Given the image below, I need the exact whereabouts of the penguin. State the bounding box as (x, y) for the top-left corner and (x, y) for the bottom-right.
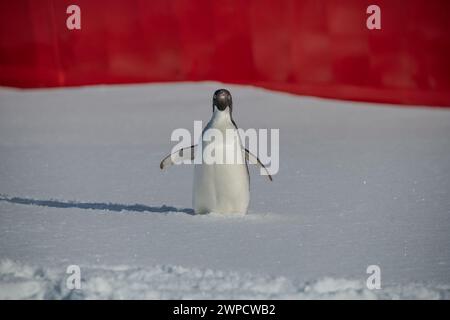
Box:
(160, 89), (272, 214)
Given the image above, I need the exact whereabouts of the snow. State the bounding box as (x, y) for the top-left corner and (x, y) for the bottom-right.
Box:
(1, 259), (449, 300)
(0, 82), (450, 299)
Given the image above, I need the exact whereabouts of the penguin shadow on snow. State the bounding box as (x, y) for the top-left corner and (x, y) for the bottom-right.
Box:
(0, 194), (194, 215)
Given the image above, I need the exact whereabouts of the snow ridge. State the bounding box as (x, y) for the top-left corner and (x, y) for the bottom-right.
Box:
(1, 260), (449, 300)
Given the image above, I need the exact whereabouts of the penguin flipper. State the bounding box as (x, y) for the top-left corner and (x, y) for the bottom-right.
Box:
(160, 145), (196, 170)
(244, 148), (273, 181)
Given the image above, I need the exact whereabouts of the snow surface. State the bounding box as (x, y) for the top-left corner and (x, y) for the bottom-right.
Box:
(0, 82), (450, 299)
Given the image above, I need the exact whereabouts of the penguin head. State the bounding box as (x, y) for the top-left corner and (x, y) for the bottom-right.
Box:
(213, 89), (232, 113)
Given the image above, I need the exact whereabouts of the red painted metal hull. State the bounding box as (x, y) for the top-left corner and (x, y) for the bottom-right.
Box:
(1, 0), (449, 106)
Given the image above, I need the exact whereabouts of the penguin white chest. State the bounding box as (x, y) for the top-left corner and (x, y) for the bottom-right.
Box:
(193, 111), (249, 214)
